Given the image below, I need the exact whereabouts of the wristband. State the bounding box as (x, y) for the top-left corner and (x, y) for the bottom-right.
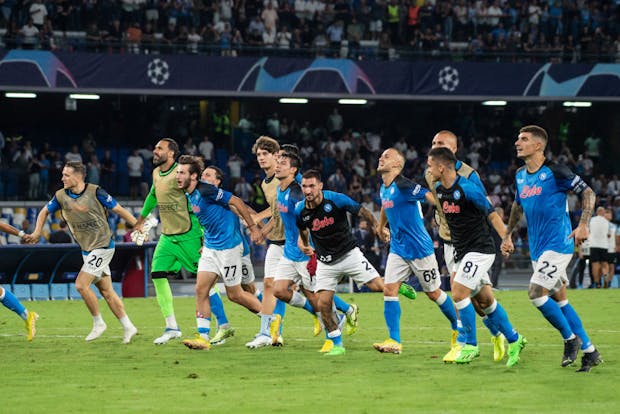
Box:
(18, 230), (25, 238)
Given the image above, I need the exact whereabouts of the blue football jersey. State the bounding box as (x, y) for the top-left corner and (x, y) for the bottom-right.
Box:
(380, 175), (434, 260)
(277, 181), (308, 262)
(515, 161), (588, 261)
(186, 182), (242, 250)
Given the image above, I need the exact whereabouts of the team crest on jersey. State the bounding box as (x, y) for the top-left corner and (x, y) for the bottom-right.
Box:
(390, 187), (395, 194)
(453, 190), (461, 200)
(285, 193), (289, 201)
(517, 178), (524, 184)
(323, 203), (332, 213)
(539, 172), (547, 181)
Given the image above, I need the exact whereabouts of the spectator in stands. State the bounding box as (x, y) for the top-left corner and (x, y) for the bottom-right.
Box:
(127, 148), (144, 199)
(49, 220), (73, 243)
(199, 135), (214, 164)
(87, 153), (101, 185)
(183, 137), (197, 155)
(65, 145), (82, 163)
(589, 206), (610, 288)
(327, 167), (347, 193)
(19, 18), (40, 49)
(234, 175), (254, 203)
(29, 0), (47, 30)
(227, 153), (244, 188)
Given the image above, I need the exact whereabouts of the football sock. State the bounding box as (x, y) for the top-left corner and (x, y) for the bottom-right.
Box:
(483, 300), (518, 343)
(436, 290), (458, 330)
(152, 278), (175, 322)
(209, 288), (229, 327)
(532, 296), (573, 340)
(196, 313), (210, 339)
(334, 295), (351, 314)
(327, 329), (343, 347)
(558, 300), (592, 350)
(383, 296), (401, 343)
(289, 290), (315, 314)
(455, 298), (477, 346)
(0, 288), (27, 320)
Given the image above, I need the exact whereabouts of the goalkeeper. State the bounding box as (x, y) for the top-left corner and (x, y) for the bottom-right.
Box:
(135, 138), (233, 345)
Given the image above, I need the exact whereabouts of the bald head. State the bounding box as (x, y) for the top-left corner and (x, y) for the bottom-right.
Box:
(431, 130), (458, 154)
(596, 206), (606, 216)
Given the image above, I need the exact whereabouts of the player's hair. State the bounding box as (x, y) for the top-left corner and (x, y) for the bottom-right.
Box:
(65, 161), (87, 178)
(302, 169), (322, 182)
(280, 151), (302, 172)
(389, 147), (406, 169)
(252, 136), (280, 154)
(206, 165), (225, 186)
(519, 125), (548, 145)
(280, 143), (300, 156)
(428, 147), (457, 168)
(178, 155), (204, 177)
(160, 138), (181, 159)
(434, 130), (458, 149)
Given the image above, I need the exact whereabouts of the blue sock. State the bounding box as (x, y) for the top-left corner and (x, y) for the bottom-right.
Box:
(486, 302), (518, 343)
(384, 297), (401, 343)
(334, 295), (350, 314)
(456, 299), (477, 346)
(209, 290), (228, 327)
(274, 299), (286, 335)
(1, 289), (27, 320)
(535, 297), (573, 340)
(560, 302), (592, 350)
(327, 329), (343, 346)
(437, 292), (458, 330)
(482, 316), (500, 337)
(302, 300), (315, 314)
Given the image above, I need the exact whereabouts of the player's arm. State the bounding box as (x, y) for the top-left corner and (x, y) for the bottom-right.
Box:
(135, 184), (157, 230)
(488, 211), (506, 240)
(297, 227), (314, 256)
(259, 217), (275, 239)
(27, 204), (51, 243)
(111, 204), (138, 227)
(570, 186), (595, 245)
(501, 201), (522, 256)
(0, 221), (27, 241)
(251, 206), (272, 223)
(228, 195), (262, 244)
(377, 207), (390, 243)
(359, 206), (379, 232)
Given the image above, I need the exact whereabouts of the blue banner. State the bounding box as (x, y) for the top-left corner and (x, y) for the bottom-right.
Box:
(1, 50), (619, 98)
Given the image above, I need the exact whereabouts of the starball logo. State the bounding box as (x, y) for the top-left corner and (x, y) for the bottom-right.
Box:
(312, 217), (334, 231)
(520, 185), (543, 199)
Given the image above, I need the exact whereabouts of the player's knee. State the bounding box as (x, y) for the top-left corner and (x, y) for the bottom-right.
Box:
(384, 283), (399, 296)
(425, 289), (440, 301)
(528, 284), (545, 301)
(151, 271), (168, 279)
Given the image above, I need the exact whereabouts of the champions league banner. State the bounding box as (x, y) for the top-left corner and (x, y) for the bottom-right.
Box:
(1, 50), (620, 98)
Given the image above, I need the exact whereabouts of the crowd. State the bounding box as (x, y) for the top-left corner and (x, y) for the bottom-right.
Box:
(1, 0), (620, 62)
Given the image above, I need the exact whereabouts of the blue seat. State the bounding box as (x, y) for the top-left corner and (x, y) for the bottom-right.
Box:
(12, 284), (31, 301)
(112, 282), (123, 297)
(68, 284), (81, 300)
(50, 283), (70, 300)
(31, 284), (50, 300)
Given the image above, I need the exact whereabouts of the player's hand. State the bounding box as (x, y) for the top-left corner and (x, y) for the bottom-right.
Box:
(377, 227), (390, 243)
(568, 223), (589, 246)
(22, 233), (39, 244)
(133, 216), (145, 233)
(500, 237), (514, 257)
(249, 226), (263, 244)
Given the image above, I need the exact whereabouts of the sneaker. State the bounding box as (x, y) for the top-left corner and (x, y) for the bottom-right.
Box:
(345, 304), (359, 336)
(325, 345), (346, 356)
(269, 314), (282, 345)
(562, 336), (582, 367)
(153, 328), (182, 345)
(492, 334), (506, 362)
(210, 327), (235, 345)
(273, 335), (284, 347)
(85, 322), (107, 341)
(398, 283), (417, 300)
(245, 334), (272, 349)
(122, 325), (138, 344)
(455, 345), (479, 364)
(312, 314), (322, 337)
(319, 339), (334, 353)
(25, 311), (38, 342)
(373, 338), (402, 354)
(450, 330), (458, 348)
(443, 344), (462, 363)
(506, 335), (527, 367)
(182, 334), (211, 350)
(576, 349), (603, 373)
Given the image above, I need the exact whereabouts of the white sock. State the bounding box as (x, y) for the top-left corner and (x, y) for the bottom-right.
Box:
(93, 314), (104, 325)
(165, 315), (178, 330)
(119, 315), (134, 329)
(289, 291), (307, 308)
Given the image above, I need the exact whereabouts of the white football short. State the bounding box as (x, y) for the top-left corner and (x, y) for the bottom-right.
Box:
(198, 243), (243, 286)
(275, 257), (314, 291)
(264, 243), (284, 279)
(385, 253), (441, 292)
(530, 251), (572, 295)
(453, 252), (494, 296)
(81, 248), (114, 281)
(443, 242), (457, 274)
(241, 253), (255, 285)
(315, 247), (380, 292)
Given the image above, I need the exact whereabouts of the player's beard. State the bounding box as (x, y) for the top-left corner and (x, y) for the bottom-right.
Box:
(153, 154), (167, 167)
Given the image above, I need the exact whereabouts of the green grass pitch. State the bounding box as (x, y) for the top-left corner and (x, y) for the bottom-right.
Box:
(2, 289), (618, 413)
